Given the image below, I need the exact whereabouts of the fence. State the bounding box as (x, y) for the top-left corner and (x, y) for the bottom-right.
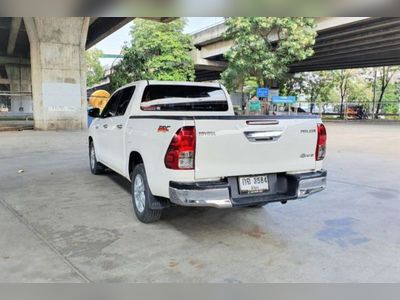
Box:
(294, 100), (400, 120)
(0, 92), (33, 120)
(1, 90), (399, 122)
(234, 99), (400, 120)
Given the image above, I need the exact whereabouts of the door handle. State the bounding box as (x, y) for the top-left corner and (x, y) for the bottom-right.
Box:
(103, 124), (108, 129)
(116, 124), (123, 129)
(244, 130), (283, 142)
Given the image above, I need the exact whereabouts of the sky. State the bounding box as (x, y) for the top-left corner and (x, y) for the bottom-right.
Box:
(95, 17), (224, 67)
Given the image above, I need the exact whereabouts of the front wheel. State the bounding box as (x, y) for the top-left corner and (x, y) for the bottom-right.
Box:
(131, 164), (162, 223)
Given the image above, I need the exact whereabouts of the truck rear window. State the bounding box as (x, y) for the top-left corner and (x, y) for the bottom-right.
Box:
(141, 85), (229, 111)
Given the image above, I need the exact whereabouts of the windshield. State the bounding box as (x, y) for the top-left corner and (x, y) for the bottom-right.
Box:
(141, 85), (229, 111)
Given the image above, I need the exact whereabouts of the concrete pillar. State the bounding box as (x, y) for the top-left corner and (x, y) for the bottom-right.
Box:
(24, 17), (90, 130)
(5, 64), (32, 113)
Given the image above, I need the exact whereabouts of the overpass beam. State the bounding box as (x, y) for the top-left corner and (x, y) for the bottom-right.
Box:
(191, 49), (227, 71)
(86, 17), (132, 49)
(24, 17), (90, 130)
(7, 17), (22, 55)
(0, 56), (30, 65)
(0, 78), (10, 85)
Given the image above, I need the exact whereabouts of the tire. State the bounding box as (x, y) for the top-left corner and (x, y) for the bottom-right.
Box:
(89, 141), (105, 175)
(131, 163), (162, 223)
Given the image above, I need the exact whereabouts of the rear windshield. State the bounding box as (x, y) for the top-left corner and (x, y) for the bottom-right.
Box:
(141, 85), (229, 111)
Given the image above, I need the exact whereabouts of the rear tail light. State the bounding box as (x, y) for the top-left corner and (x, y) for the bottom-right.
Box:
(165, 126), (196, 170)
(316, 123), (327, 161)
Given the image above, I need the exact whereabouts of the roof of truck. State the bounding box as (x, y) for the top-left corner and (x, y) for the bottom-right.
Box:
(117, 80), (222, 92)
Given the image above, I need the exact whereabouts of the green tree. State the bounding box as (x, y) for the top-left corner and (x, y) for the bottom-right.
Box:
(347, 74), (373, 111)
(86, 48), (104, 88)
(382, 83), (399, 115)
(374, 66), (399, 118)
(222, 17), (316, 91)
(333, 69), (354, 119)
(363, 67), (400, 118)
(283, 71), (334, 113)
(110, 19), (195, 91)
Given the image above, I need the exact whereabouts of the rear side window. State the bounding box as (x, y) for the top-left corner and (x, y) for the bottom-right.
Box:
(116, 86), (135, 116)
(140, 85), (229, 111)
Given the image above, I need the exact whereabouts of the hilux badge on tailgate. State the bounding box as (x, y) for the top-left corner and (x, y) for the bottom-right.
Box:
(157, 125), (170, 133)
(199, 131), (216, 136)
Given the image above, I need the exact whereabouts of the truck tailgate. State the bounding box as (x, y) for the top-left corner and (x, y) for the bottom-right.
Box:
(194, 117), (319, 180)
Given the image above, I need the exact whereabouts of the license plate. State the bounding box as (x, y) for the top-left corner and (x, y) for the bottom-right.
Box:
(238, 175), (269, 194)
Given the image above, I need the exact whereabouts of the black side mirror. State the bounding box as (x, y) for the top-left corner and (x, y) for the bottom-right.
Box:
(88, 108), (101, 118)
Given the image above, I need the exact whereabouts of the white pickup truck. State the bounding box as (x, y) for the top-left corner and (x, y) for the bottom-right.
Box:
(88, 81), (327, 223)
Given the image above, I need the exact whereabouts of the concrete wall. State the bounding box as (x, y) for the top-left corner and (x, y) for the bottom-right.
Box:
(24, 17), (90, 130)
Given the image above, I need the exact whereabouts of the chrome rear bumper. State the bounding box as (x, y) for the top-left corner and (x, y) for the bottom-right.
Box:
(169, 186), (232, 208)
(297, 176), (327, 198)
(169, 170), (327, 208)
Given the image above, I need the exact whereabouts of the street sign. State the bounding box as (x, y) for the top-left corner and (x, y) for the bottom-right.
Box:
(249, 99), (262, 112)
(268, 89), (279, 101)
(271, 96), (297, 104)
(256, 88), (269, 98)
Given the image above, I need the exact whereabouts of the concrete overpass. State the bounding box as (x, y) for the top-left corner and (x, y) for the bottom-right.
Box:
(192, 17), (400, 81)
(0, 17), (173, 130)
(2, 17), (399, 129)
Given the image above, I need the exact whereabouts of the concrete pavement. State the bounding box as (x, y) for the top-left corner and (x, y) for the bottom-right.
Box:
(0, 122), (399, 282)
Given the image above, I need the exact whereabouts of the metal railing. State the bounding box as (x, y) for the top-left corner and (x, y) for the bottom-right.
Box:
(0, 92), (33, 120)
(233, 100), (400, 120)
(294, 101), (400, 120)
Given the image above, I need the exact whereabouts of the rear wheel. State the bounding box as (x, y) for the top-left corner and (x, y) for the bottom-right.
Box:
(131, 164), (162, 223)
(89, 142), (105, 175)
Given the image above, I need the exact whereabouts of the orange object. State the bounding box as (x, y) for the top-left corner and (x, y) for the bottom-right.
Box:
(89, 90), (110, 112)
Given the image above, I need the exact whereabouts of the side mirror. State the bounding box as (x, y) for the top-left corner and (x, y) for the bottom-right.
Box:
(88, 108), (101, 118)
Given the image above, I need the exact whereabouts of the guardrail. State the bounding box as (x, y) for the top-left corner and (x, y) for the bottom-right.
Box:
(234, 100), (400, 120)
(294, 101), (400, 120)
(0, 92), (33, 120)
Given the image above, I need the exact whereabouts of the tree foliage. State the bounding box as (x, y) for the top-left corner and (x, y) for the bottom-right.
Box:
(373, 66), (399, 118)
(284, 71), (334, 105)
(347, 76), (373, 106)
(281, 71), (335, 113)
(110, 19), (195, 91)
(86, 48), (104, 88)
(359, 67), (400, 117)
(222, 17), (317, 91)
(280, 67), (399, 117)
(333, 69), (355, 118)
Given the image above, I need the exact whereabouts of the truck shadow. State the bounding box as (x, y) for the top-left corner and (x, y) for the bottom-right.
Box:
(104, 170), (131, 194)
(161, 206), (285, 249)
(103, 170), (279, 242)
